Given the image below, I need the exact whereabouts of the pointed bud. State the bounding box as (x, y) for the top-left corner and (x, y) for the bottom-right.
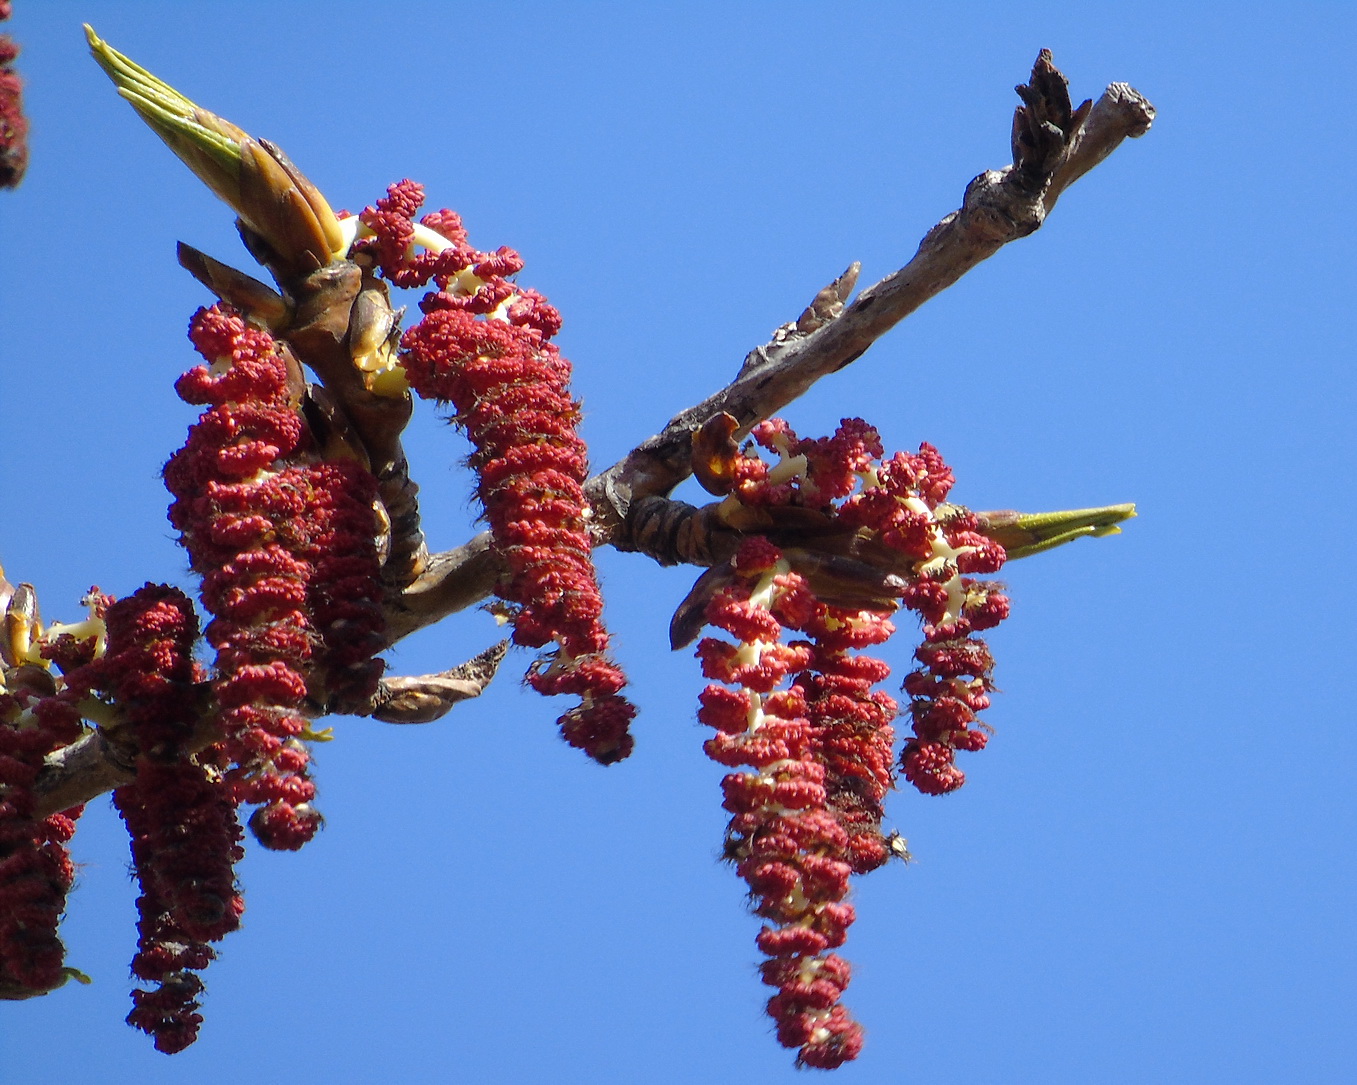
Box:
(3, 581), (39, 667)
(86, 27), (344, 279)
(794, 262), (859, 335)
(176, 243), (289, 328)
(972, 502), (1136, 560)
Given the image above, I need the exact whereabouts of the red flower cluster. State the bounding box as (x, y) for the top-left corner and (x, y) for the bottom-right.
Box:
(359, 180), (635, 763)
(0, 592), (91, 995)
(0, 798), (79, 996)
(693, 418), (1010, 1065)
(800, 606), (899, 874)
(725, 419), (1010, 794)
(834, 444), (1008, 795)
(163, 304), (385, 849)
(0, 1), (26, 189)
(95, 585), (246, 1054)
(698, 537), (886, 1068)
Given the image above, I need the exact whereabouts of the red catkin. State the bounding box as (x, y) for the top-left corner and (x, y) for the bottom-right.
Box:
(82, 584), (244, 1053)
(696, 537), (880, 1069)
(164, 304), (385, 850)
(365, 180), (635, 763)
(0, 2), (27, 188)
(0, 595), (93, 995)
(690, 418), (1010, 1066)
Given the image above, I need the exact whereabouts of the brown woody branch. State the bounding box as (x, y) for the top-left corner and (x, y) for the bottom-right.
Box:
(391, 53), (1154, 634)
(596, 56), (1153, 532)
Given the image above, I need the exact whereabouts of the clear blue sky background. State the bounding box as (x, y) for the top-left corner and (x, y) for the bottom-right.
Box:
(2, 3), (1354, 1082)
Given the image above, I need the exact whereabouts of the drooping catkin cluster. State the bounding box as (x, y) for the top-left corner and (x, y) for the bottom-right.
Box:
(694, 418), (1009, 1067)
(95, 585), (244, 1054)
(0, 581), (101, 998)
(0, 670), (85, 995)
(0, 1), (26, 188)
(725, 418), (1010, 795)
(835, 444), (1009, 796)
(163, 303), (385, 849)
(356, 180), (636, 763)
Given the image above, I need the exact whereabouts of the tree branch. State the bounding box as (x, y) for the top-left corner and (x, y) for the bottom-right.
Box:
(592, 58), (1154, 534)
(388, 54), (1154, 635)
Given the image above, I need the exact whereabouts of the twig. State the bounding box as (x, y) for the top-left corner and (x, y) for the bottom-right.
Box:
(32, 727), (139, 818)
(389, 54), (1154, 631)
(591, 57), (1154, 534)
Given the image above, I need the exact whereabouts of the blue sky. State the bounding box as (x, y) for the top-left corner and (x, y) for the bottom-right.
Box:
(2, 3), (1355, 1082)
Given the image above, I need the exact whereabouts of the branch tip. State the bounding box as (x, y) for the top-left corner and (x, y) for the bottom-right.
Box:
(974, 503), (1136, 560)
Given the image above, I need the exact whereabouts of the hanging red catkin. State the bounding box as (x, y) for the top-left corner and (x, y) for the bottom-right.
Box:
(0, 584), (95, 996)
(356, 180), (636, 763)
(697, 537), (867, 1069)
(164, 303), (385, 849)
(96, 585), (245, 1054)
(690, 417), (1011, 1066)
